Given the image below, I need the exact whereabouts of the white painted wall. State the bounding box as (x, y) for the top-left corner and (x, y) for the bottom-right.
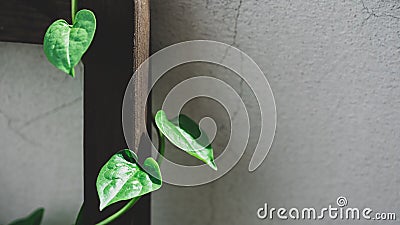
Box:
(0, 42), (83, 225)
(151, 0), (400, 224)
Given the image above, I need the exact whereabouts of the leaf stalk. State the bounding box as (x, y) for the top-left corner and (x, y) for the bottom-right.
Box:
(95, 197), (140, 225)
(71, 0), (77, 23)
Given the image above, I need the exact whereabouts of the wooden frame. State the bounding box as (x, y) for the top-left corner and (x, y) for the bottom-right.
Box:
(0, 0), (151, 224)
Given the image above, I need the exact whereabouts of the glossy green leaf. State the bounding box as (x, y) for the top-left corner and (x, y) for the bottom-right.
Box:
(155, 110), (217, 170)
(43, 9), (96, 77)
(96, 149), (162, 211)
(8, 208), (44, 225)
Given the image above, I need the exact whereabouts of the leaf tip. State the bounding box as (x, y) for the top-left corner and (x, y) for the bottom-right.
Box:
(99, 198), (110, 212)
(210, 162), (218, 171)
(99, 204), (105, 212)
(144, 157), (162, 184)
(155, 110), (166, 119)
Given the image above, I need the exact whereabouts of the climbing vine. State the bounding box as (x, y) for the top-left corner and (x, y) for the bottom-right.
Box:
(5, 0), (217, 224)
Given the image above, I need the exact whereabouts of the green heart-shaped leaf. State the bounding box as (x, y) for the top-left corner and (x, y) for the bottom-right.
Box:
(43, 9), (96, 77)
(155, 110), (217, 170)
(8, 208), (44, 225)
(96, 149), (162, 211)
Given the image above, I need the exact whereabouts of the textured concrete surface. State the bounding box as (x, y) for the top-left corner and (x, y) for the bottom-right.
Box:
(151, 0), (400, 224)
(0, 42), (83, 225)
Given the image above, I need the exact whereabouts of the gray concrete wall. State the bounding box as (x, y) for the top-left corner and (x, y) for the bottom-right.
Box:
(0, 42), (83, 225)
(151, 0), (400, 225)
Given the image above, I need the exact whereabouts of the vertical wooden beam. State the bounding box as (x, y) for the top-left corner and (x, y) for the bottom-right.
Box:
(131, 1), (151, 225)
(133, 0), (150, 153)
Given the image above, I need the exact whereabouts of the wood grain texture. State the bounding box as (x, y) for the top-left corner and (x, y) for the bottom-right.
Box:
(133, 0), (150, 152)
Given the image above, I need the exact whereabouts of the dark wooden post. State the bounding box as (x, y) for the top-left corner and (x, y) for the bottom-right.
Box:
(81, 0), (150, 224)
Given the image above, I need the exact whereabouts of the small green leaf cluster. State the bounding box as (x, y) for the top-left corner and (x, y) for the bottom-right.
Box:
(4, 110), (218, 225)
(94, 110), (217, 224)
(29, 3), (218, 224)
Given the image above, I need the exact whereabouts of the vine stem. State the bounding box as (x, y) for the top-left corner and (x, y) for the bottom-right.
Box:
(71, 0), (78, 23)
(95, 197), (140, 225)
(95, 124), (166, 225)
